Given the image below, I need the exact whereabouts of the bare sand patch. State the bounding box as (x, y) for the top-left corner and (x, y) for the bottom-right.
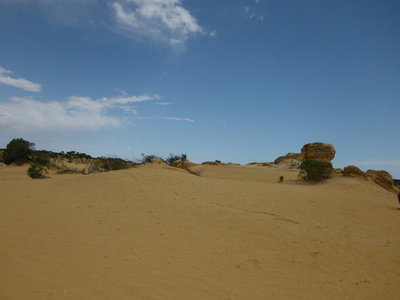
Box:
(1, 164), (399, 299)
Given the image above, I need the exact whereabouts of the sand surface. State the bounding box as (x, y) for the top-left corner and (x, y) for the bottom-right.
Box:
(1, 163), (399, 299)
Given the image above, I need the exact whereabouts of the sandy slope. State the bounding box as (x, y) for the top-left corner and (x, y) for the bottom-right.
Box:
(0, 164), (399, 299)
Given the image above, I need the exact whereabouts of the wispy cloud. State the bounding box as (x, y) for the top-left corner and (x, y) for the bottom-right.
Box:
(0, 66), (42, 92)
(209, 30), (217, 37)
(0, 92), (160, 131)
(133, 116), (194, 122)
(155, 102), (173, 105)
(160, 116), (194, 122)
(244, 2), (264, 22)
(2, 1), (209, 46)
(111, 0), (203, 45)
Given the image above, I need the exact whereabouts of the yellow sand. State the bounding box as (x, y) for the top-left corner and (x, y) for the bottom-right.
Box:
(1, 163), (399, 299)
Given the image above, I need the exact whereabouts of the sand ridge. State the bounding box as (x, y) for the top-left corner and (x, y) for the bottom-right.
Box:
(1, 164), (399, 299)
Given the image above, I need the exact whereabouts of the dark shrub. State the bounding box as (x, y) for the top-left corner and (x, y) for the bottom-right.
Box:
(99, 156), (130, 171)
(165, 153), (187, 166)
(32, 152), (51, 166)
(27, 164), (48, 179)
(2, 138), (35, 165)
(298, 160), (331, 181)
(139, 154), (158, 164)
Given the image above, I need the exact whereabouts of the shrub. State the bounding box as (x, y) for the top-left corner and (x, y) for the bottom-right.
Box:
(165, 153), (187, 166)
(165, 154), (182, 166)
(27, 164), (48, 179)
(32, 152), (51, 166)
(139, 154), (158, 164)
(298, 160), (331, 181)
(99, 156), (130, 171)
(2, 138), (35, 165)
(278, 176), (284, 183)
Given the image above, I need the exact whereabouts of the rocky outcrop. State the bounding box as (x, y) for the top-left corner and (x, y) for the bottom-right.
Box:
(342, 166), (398, 192)
(366, 170), (397, 193)
(343, 165), (367, 178)
(301, 143), (336, 161)
(272, 142), (335, 174)
(274, 153), (303, 164)
(334, 168), (344, 175)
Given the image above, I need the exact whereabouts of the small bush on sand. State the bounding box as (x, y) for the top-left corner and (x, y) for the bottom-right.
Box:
(278, 176), (284, 183)
(298, 159), (331, 181)
(165, 153), (187, 166)
(139, 154), (159, 164)
(165, 154), (182, 166)
(27, 164), (48, 179)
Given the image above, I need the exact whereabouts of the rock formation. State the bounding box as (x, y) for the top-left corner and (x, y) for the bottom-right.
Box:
(365, 170), (397, 193)
(273, 142), (336, 173)
(342, 165), (367, 178)
(342, 166), (398, 192)
(274, 153), (303, 164)
(301, 143), (336, 161)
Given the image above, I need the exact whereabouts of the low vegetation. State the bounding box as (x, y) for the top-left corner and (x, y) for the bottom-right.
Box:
(298, 159), (331, 181)
(1, 138), (202, 178)
(27, 164), (48, 179)
(98, 156), (133, 171)
(138, 154), (159, 164)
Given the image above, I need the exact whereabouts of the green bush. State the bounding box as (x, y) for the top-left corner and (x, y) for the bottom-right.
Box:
(2, 138), (35, 165)
(139, 154), (158, 164)
(32, 152), (51, 166)
(99, 156), (130, 171)
(278, 176), (284, 183)
(298, 160), (331, 181)
(27, 164), (48, 179)
(165, 153), (187, 166)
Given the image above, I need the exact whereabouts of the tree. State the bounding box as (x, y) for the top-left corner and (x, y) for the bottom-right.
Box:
(2, 138), (35, 165)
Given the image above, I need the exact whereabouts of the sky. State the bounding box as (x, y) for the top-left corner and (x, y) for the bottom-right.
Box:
(0, 0), (399, 178)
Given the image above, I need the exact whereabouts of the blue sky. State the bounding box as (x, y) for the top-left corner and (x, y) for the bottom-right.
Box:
(0, 0), (399, 177)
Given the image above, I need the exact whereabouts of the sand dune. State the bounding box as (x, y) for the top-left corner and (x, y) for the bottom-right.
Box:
(1, 163), (399, 299)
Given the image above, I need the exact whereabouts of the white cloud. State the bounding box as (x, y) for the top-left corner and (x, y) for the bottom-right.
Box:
(155, 102), (173, 105)
(101, 91), (161, 105)
(209, 30), (217, 37)
(111, 0), (203, 45)
(132, 116), (194, 122)
(0, 92), (160, 131)
(2, 1), (209, 46)
(244, 4), (264, 22)
(0, 66), (42, 92)
(160, 116), (194, 122)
